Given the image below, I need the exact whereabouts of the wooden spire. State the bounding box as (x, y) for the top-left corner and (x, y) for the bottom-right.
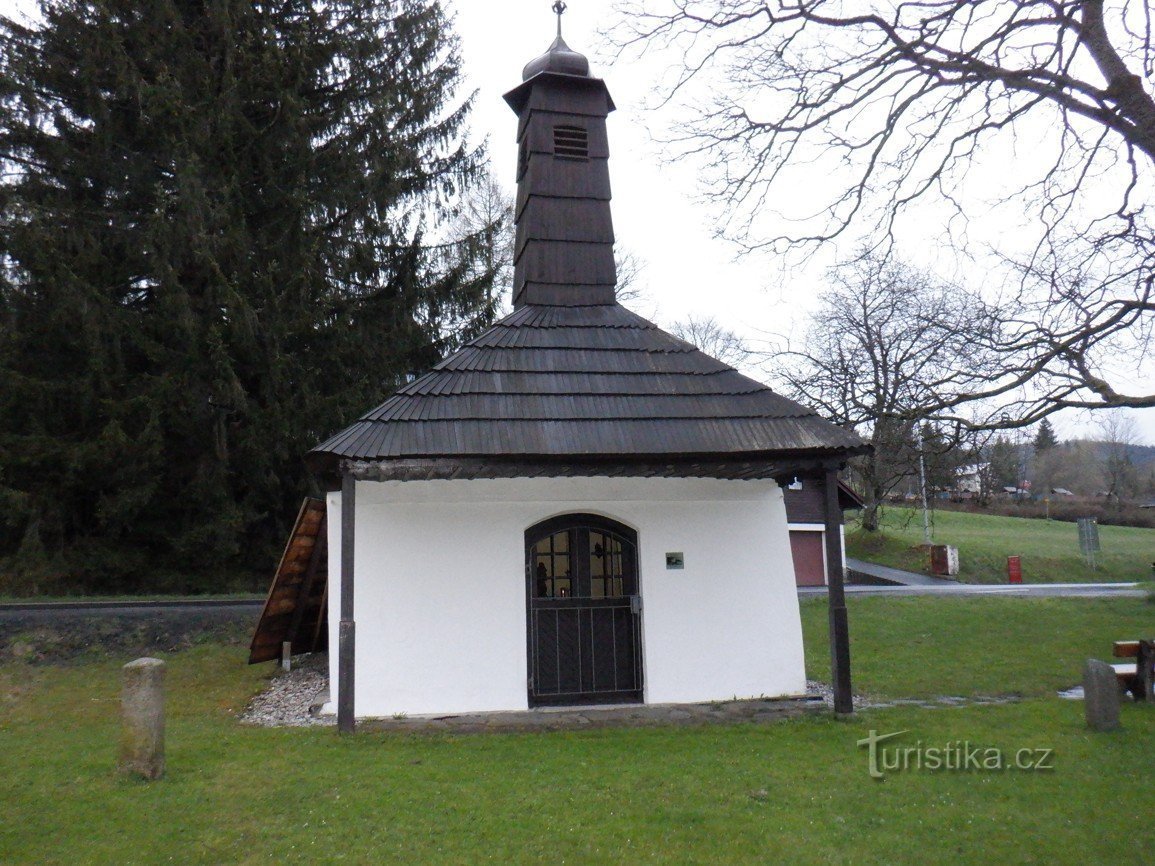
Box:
(503, 28), (616, 307)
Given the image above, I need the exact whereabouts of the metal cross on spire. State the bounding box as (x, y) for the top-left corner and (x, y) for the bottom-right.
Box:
(552, 1), (567, 38)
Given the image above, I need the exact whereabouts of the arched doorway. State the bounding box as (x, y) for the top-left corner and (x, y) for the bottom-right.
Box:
(525, 514), (643, 706)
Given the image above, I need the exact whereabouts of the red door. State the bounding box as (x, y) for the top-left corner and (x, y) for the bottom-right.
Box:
(789, 530), (826, 586)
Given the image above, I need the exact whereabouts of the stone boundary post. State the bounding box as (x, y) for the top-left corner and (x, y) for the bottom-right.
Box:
(1083, 658), (1121, 733)
(120, 657), (166, 780)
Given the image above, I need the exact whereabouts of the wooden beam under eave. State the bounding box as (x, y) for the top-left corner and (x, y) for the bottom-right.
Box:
(338, 471), (356, 734)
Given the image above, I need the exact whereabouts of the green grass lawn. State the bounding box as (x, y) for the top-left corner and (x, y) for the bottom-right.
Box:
(801, 594), (1154, 699)
(847, 506), (1155, 584)
(2, 596), (1154, 864)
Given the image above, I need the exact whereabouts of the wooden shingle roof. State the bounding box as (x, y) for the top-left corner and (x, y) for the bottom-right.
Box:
(308, 39), (866, 482)
(308, 303), (866, 480)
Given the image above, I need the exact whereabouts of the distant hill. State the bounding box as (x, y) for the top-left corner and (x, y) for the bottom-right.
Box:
(1073, 440), (1155, 473)
(984, 438), (1155, 500)
(1129, 442), (1153, 471)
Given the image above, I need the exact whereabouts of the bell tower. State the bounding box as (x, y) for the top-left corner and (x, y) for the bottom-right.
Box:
(503, 4), (617, 308)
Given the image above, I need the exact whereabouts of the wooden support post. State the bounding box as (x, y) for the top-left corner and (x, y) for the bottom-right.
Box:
(824, 467), (853, 715)
(1139, 639), (1155, 702)
(338, 471), (356, 734)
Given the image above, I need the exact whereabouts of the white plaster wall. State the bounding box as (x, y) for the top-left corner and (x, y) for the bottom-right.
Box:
(324, 489), (341, 716)
(326, 476), (807, 718)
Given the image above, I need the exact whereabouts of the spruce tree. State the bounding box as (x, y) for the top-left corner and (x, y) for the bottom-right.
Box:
(1033, 418), (1058, 453)
(986, 436), (1020, 492)
(0, 1), (498, 593)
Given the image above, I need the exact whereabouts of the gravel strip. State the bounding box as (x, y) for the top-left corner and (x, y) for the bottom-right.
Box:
(241, 655), (830, 729)
(240, 663), (1011, 729)
(806, 679), (1020, 711)
(240, 652), (331, 727)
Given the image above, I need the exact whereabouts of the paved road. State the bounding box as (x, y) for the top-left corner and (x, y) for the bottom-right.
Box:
(800, 581), (1146, 598)
(802, 557), (1149, 598)
(846, 557), (959, 587)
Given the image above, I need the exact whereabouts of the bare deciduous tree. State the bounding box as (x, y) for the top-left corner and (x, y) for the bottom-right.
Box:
(1030, 437), (1101, 495)
(765, 254), (998, 529)
(445, 169), (516, 321)
(613, 245), (651, 309)
(1098, 409), (1141, 503)
(613, 0), (1155, 423)
(669, 314), (751, 367)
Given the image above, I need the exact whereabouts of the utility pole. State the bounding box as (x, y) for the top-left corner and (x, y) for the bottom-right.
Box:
(917, 424), (932, 545)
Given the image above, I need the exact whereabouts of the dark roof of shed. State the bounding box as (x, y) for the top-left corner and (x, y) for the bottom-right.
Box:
(308, 303), (866, 479)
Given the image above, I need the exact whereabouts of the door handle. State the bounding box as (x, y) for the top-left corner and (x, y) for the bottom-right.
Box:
(630, 595), (642, 615)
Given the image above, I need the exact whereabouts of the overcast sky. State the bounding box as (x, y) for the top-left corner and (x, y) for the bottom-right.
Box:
(452, 1), (791, 328)
(2, 0), (1151, 446)
(454, 0), (1154, 446)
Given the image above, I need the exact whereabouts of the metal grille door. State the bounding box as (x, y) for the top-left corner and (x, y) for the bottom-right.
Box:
(526, 515), (642, 706)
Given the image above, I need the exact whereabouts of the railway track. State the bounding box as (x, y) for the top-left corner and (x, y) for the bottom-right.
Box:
(0, 597), (263, 614)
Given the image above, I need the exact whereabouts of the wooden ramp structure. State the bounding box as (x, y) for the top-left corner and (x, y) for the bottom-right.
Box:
(248, 498), (329, 664)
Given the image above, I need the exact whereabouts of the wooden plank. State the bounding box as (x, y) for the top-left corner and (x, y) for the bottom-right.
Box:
(784, 485), (826, 524)
(391, 369), (766, 398)
(372, 392), (797, 423)
(263, 599), (297, 616)
(515, 158), (611, 213)
(515, 198), (615, 248)
(505, 77), (613, 126)
(512, 282), (616, 307)
(287, 512), (328, 654)
(1111, 640), (1154, 702)
(248, 497), (330, 665)
(310, 579), (329, 653)
(514, 240), (616, 286)
(1114, 640), (1140, 658)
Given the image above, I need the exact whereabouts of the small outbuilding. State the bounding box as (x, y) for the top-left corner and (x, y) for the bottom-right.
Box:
(784, 480), (863, 587)
(306, 27), (866, 724)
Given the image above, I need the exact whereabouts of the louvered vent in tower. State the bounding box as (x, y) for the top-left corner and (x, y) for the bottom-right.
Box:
(553, 125), (589, 159)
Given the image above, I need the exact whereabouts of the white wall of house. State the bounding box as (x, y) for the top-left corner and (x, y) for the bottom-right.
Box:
(325, 475), (806, 718)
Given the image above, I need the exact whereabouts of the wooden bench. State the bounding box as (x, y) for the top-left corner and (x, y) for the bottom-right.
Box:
(1112, 640), (1155, 701)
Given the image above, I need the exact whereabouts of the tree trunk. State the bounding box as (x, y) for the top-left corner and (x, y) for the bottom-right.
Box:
(855, 451), (885, 532)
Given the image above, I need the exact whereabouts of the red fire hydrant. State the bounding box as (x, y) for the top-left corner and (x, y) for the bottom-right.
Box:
(1007, 555), (1022, 584)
